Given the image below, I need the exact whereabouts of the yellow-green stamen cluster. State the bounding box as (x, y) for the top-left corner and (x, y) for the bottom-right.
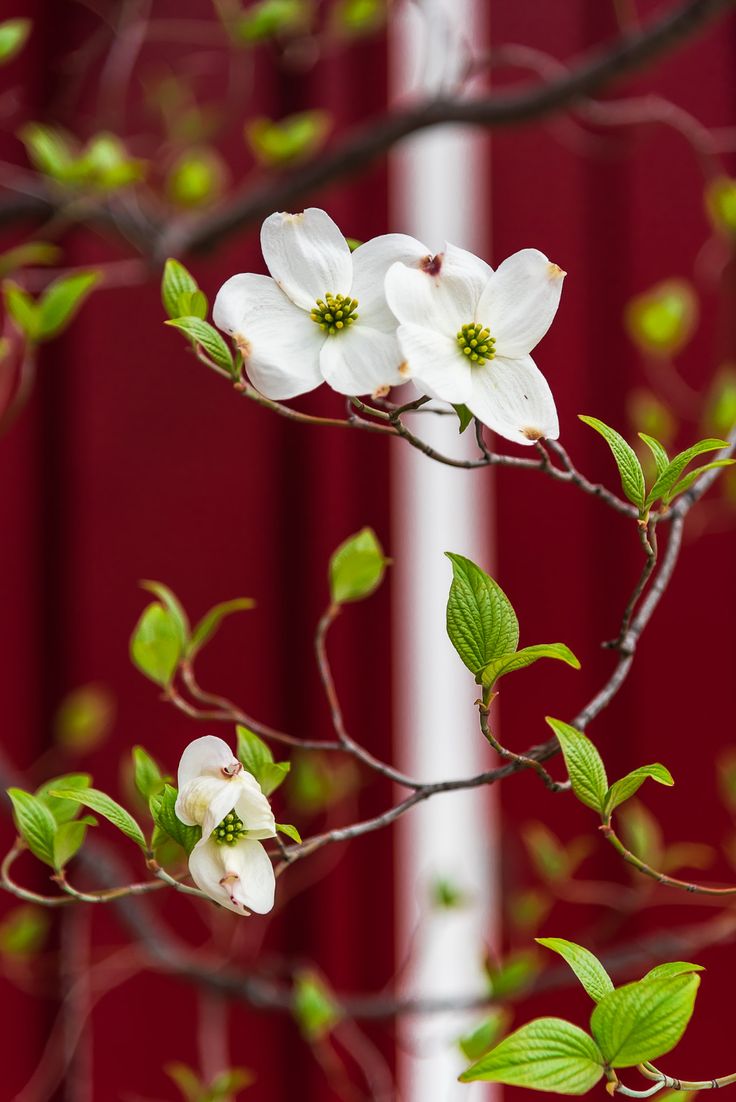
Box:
(310, 293), (359, 335)
(457, 322), (495, 365)
(212, 811), (247, 846)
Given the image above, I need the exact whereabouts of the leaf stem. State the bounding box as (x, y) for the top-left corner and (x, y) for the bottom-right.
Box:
(599, 820), (736, 896)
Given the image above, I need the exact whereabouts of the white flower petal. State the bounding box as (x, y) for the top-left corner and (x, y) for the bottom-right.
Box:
(384, 243), (493, 334)
(350, 233), (428, 330)
(396, 323), (473, 404)
(319, 326), (408, 396)
(177, 735), (238, 790)
(189, 837), (275, 915)
(467, 354), (559, 445)
(235, 777), (277, 839)
(261, 208), (352, 310)
(213, 272), (324, 400)
(176, 775), (241, 832)
(477, 248), (565, 357)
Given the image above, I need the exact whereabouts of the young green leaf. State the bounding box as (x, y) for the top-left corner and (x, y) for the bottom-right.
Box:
(479, 643), (580, 689)
(667, 458), (735, 502)
(258, 761), (290, 796)
(35, 773), (92, 824)
(49, 787), (146, 849)
(452, 404), (474, 433)
(0, 18), (31, 63)
(459, 1018), (605, 1094)
(130, 602), (182, 686)
(140, 580), (190, 648)
(0, 905), (50, 956)
(638, 433), (670, 478)
(445, 553), (519, 676)
(329, 527), (387, 604)
(19, 123), (75, 180)
(579, 415), (646, 510)
(293, 970), (342, 1041)
(458, 1011), (511, 1062)
(276, 822), (301, 844)
(132, 746), (167, 801)
(165, 317), (235, 376)
(53, 819), (93, 870)
(641, 961), (704, 982)
(536, 938), (614, 1003)
(235, 726), (289, 796)
(603, 763), (674, 817)
(546, 717), (608, 814)
(3, 280), (40, 339)
(590, 974), (700, 1068)
(150, 785), (201, 855)
(645, 438), (730, 508)
(7, 789), (57, 867)
(37, 271), (100, 340)
(188, 597), (255, 659)
(161, 258), (202, 321)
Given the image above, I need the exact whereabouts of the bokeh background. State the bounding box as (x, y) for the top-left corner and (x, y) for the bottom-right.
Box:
(1, 1), (736, 1099)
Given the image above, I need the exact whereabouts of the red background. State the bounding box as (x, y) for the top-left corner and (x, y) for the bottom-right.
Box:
(1, 1), (736, 1098)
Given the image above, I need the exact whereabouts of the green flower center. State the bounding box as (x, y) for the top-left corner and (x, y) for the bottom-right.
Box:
(212, 811), (247, 846)
(457, 322), (495, 365)
(310, 293), (359, 336)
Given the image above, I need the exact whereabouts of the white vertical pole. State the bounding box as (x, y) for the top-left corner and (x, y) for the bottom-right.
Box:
(390, 3), (500, 1100)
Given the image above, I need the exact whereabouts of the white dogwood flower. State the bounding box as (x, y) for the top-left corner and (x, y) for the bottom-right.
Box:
(385, 245), (565, 444)
(175, 735), (277, 916)
(213, 207), (427, 399)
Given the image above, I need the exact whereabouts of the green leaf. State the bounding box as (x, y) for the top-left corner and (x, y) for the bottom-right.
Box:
(161, 258), (203, 321)
(459, 1011), (511, 1062)
(19, 123), (75, 180)
(130, 602), (182, 686)
(188, 597), (255, 659)
(0, 18), (31, 63)
(445, 553), (519, 676)
(54, 685), (114, 752)
(165, 1063), (201, 1102)
(3, 280), (40, 339)
(53, 819), (92, 870)
(293, 970), (342, 1040)
(460, 1018), (604, 1093)
(579, 415), (646, 510)
(132, 746), (167, 800)
(667, 458), (735, 501)
(604, 764), (674, 817)
(591, 974), (700, 1068)
(49, 787), (146, 849)
(166, 317), (235, 376)
(523, 822), (570, 882)
(329, 527), (387, 604)
(642, 961), (704, 982)
(536, 938), (613, 1003)
(486, 950), (539, 999)
(480, 643), (580, 688)
(246, 111), (330, 166)
(258, 761), (290, 796)
(7, 788), (57, 867)
(638, 433), (670, 478)
(165, 147), (224, 208)
(333, 0), (386, 37)
(0, 241), (61, 279)
(232, 0), (307, 43)
(150, 784), (201, 855)
(0, 905), (50, 956)
(453, 404), (474, 433)
(37, 271), (100, 340)
(624, 281), (697, 356)
(140, 580), (190, 648)
(546, 717), (608, 814)
(645, 438), (730, 509)
(207, 1067), (255, 1098)
(35, 773), (92, 824)
(276, 822), (301, 843)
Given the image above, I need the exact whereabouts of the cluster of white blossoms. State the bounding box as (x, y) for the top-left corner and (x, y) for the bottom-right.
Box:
(214, 207), (566, 446)
(175, 735), (277, 916)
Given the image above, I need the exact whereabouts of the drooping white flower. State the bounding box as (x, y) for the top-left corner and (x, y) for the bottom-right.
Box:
(175, 735), (277, 916)
(213, 207), (427, 399)
(384, 245), (566, 445)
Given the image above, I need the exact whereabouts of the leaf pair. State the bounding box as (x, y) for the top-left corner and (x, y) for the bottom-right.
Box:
(462, 936), (702, 1091)
(236, 726), (300, 842)
(130, 580), (254, 687)
(547, 717), (673, 820)
(580, 415), (733, 515)
(3, 271), (100, 343)
(445, 554), (580, 690)
(162, 259), (236, 377)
